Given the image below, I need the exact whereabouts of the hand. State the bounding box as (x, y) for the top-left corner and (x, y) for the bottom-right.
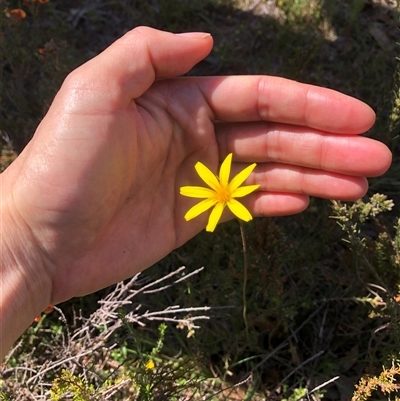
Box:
(0, 27), (391, 354)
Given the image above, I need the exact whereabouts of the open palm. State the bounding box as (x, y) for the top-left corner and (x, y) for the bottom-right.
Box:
(3, 27), (391, 305)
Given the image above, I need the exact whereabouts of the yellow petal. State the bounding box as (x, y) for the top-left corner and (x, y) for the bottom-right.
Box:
(227, 199), (253, 221)
(206, 202), (225, 232)
(184, 198), (218, 221)
(232, 184), (260, 198)
(219, 153), (232, 187)
(195, 162), (220, 191)
(180, 186), (216, 198)
(229, 163), (257, 192)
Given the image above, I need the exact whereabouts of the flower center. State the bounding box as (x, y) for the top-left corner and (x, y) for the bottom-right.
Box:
(216, 186), (231, 203)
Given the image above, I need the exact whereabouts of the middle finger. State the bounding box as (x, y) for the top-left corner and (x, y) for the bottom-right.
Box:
(215, 121), (390, 177)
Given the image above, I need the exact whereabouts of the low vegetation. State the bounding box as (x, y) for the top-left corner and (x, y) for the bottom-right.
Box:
(1, 0), (399, 399)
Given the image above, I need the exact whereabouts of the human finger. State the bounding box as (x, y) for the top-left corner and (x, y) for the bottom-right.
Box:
(240, 192), (310, 218)
(247, 163), (368, 201)
(196, 76), (375, 134)
(216, 122), (392, 177)
(59, 27), (213, 113)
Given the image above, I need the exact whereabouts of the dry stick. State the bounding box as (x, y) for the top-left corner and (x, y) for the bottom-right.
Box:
(101, 379), (132, 399)
(305, 375), (340, 399)
(224, 305), (326, 399)
(143, 266), (205, 294)
(139, 305), (212, 317)
(133, 266), (186, 295)
(272, 350), (325, 395)
(3, 339), (23, 366)
(204, 372), (253, 401)
(238, 219), (250, 343)
(26, 344), (105, 385)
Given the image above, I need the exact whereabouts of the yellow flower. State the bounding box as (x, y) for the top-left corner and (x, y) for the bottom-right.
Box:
(180, 153), (260, 232)
(145, 360), (155, 370)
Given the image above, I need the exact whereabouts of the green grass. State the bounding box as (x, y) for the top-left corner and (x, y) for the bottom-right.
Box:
(1, 0), (400, 399)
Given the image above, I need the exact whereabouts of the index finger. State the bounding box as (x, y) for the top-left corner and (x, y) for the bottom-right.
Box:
(197, 76), (376, 134)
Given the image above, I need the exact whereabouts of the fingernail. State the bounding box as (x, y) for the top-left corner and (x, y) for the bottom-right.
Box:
(176, 32), (211, 38)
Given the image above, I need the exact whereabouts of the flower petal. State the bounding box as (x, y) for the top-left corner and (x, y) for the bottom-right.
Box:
(206, 202), (225, 232)
(229, 163), (257, 192)
(232, 184), (260, 198)
(195, 162), (220, 191)
(180, 186), (216, 198)
(219, 153), (232, 187)
(227, 199), (253, 221)
(184, 198), (218, 221)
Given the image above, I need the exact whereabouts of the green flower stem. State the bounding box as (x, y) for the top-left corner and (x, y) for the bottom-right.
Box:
(238, 219), (249, 343)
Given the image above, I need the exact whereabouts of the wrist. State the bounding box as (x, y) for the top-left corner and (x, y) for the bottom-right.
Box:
(0, 195), (52, 360)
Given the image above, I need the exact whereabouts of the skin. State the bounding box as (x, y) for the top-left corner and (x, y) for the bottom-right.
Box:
(0, 27), (392, 359)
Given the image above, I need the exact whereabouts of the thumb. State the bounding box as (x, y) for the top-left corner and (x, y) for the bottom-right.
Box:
(61, 26), (213, 111)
